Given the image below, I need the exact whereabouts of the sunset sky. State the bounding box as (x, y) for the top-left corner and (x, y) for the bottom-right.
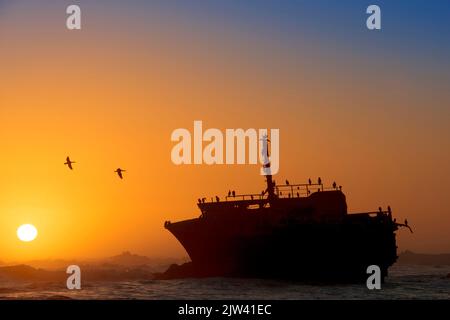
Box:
(1, 0), (449, 262)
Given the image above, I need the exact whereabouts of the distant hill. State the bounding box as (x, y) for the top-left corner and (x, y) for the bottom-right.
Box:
(103, 251), (153, 267)
(0, 265), (64, 281)
(0, 263), (155, 282)
(5, 252), (185, 271)
(20, 253), (158, 270)
(398, 251), (450, 265)
(21, 259), (81, 271)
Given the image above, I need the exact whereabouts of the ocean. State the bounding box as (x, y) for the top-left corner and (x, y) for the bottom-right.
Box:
(0, 265), (449, 300)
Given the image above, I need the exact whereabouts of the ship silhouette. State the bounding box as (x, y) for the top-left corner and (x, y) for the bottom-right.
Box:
(162, 140), (409, 282)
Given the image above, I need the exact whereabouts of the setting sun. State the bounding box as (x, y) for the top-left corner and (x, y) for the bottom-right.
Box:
(17, 224), (38, 242)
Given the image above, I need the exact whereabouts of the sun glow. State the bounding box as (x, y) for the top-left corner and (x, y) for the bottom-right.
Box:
(17, 224), (38, 242)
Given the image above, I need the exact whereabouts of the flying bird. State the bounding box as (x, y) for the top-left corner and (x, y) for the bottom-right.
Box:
(115, 168), (126, 179)
(64, 156), (76, 170)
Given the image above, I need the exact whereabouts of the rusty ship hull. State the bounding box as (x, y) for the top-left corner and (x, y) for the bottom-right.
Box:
(164, 189), (400, 282)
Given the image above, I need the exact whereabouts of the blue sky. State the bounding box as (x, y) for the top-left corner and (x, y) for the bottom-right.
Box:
(128, 0), (450, 64)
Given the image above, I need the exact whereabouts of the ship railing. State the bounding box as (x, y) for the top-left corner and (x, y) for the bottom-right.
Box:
(274, 183), (341, 198)
(350, 208), (392, 218)
(275, 183), (323, 198)
(225, 193), (267, 201)
(221, 183), (341, 202)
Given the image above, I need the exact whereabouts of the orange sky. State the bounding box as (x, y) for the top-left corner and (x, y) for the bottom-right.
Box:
(1, 2), (449, 261)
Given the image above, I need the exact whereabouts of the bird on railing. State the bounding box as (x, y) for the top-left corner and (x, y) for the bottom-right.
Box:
(400, 219), (413, 233)
(333, 181), (337, 189)
(318, 177), (322, 185)
(228, 190), (231, 197)
(308, 178), (312, 185)
(232, 190), (236, 197)
(286, 180), (290, 185)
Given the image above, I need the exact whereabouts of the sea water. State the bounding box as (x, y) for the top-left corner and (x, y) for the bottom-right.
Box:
(0, 265), (449, 300)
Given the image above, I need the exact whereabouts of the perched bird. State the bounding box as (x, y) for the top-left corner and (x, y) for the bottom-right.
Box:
(285, 179), (290, 185)
(318, 177), (322, 185)
(228, 190), (231, 197)
(115, 168), (126, 179)
(333, 181), (337, 189)
(64, 156), (76, 170)
(308, 178), (312, 185)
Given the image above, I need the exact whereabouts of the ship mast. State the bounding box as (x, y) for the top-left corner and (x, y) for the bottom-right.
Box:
(261, 134), (276, 201)
(266, 172), (276, 201)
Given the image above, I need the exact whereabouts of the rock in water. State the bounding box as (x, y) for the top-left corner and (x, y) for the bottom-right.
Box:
(154, 262), (201, 279)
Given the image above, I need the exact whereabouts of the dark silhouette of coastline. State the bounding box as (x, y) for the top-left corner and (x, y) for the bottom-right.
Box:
(0, 252), (187, 283)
